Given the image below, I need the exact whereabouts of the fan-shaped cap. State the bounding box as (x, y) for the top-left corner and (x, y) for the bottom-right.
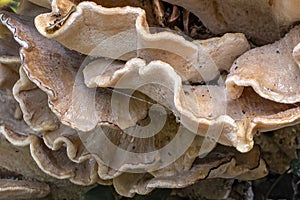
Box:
(112, 145), (267, 197)
(34, 1), (249, 82)
(1, 1), (298, 197)
(83, 57), (300, 152)
(226, 25), (300, 104)
(0, 89), (34, 135)
(164, 0), (300, 44)
(13, 68), (59, 132)
(0, 11), (148, 132)
(0, 87), (101, 196)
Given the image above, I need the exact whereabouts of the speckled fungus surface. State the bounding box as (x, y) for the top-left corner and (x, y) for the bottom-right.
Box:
(0, 0), (299, 199)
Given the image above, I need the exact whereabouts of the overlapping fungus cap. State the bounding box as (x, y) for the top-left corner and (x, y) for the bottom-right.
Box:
(0, 85), (267, 196)
(0, 89), (34, 135)
(41, 111), (268, 197)
(0, 0), (300, 197)
(34, 0), (250, 82)
(0, 88), (102, 186)
(0, 113), (93, 199)
(1, 10), (149, 132)
(13, 68), (59, 132)
(0, 88), (94, 198)
(226, 25), (300, 104)
(0, 7), (256, 193)
(0, 9), (154, 183)
(163, 0), (300, 44)
(112, 145), (267, 197)
(40, 105), (268, 197)
(83, 57), (300, 152)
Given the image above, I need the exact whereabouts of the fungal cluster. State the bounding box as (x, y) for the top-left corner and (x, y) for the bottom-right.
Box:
(0, 0), (300, 199)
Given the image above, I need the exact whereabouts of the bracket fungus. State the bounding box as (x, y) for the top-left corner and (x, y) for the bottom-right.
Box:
(0, 11), (149, 132)
(226, 25), (300, 104)
(163, 0), (300, 45)
(112, 145), (267, 197)
(83, 57), (300, 152)
(0, 90), (96, 199)
(13, 68), (60, 132)
(34, 0), (250, 82)
(0, 0), (300, 199)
